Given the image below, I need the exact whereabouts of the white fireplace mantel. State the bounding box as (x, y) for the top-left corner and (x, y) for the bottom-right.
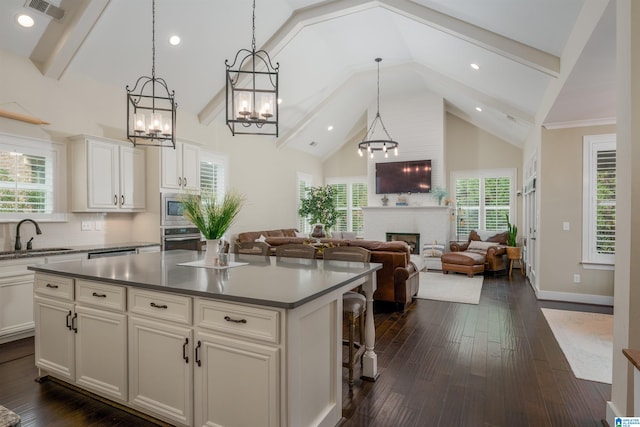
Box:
(362, 206), (452, 249)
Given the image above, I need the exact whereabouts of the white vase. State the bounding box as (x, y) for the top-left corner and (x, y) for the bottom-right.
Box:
(204, 239), (221, 265)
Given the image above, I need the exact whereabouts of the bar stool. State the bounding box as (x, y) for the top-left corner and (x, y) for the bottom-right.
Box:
(323, 246), (371, 390)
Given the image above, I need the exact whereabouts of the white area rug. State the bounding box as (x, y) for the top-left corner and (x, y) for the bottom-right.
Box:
(541, 308), (613, 384)
(415, 272), (483, 305)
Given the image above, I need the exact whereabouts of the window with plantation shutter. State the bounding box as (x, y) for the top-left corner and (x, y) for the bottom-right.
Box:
(200, 151), (227, 200)
(0, 134), (65, 218)
(326, 177), (368, 235)
(582, 134), (616, 267)
(452, 169), (515, 240)
(297, 173), (312, 233)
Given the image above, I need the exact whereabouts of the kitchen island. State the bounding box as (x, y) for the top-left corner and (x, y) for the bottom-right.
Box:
(28, 250), (381, 427)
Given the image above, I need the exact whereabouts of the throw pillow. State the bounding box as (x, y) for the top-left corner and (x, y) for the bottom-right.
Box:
(467, 240), (498, 253)
(255, 234), (267, 243)
(341, 232), (357, 240)
(295, 231), (308, 238)
(423, 241), (445, 258)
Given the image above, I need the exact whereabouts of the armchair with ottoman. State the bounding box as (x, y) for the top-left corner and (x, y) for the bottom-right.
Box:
(441, 230), (508, 277)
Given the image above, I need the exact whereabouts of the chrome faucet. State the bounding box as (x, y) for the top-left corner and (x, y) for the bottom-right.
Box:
(15, 219), (42, 251)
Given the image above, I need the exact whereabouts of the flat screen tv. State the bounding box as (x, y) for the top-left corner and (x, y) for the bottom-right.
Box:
(375, 159), (432, 194)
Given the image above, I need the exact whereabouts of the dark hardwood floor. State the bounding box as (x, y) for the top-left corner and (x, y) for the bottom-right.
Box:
(0, 272), (611, 426)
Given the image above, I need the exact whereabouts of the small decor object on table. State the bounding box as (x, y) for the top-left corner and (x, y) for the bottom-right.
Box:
(311, 223), (326, 238)
(396, 194), (408, 206)
(298, 185), (338, 237)
(180, 190), (245, 265)
(432, 186), (448, 205)
(381, 195), (389, 206)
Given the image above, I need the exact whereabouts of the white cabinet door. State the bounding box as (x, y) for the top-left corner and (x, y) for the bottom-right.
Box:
(119, 145), (146, 209)
(129, 316), (193, 426)
(87, 139), (119, 210)
(181, 142), (200, 192)
(161, 142), (182, 191)
(34, 296), (75, 381)
(75, 305), (128, 402)
(161, 141), (200, 192)
(194, 331), (279, 427)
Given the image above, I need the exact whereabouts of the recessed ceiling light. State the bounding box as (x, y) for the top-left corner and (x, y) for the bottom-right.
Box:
(470, 63), (480, 70)
(327, 125), (334, 131)
(17, 14), (34, 28)
(475, 107), (483, 112)
(169, 35), (181, 46)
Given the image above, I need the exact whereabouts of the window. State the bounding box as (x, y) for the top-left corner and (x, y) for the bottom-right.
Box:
(327, 177), (368, 235)
(582, 134), (616, 267)
(200, 150), (228, 200)
(452, 169), (515, 240)
(297, 173), (312, 233)
(0, 134), (65, 219)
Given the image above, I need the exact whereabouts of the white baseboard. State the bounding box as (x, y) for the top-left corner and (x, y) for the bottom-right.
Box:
(536, 289), (614, 306)
(606, 400), (622, 425)
(0, 323), (35, 344)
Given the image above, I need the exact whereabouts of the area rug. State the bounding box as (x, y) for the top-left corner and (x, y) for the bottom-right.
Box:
(415, 272), (483, 305)
(541, 308), (613, 384)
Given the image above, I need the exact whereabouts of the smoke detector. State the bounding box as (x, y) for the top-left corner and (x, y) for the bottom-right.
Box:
(24, 0), (65, 21)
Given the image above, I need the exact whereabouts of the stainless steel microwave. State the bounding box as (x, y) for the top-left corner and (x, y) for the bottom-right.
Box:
(161, 193), (193, 227)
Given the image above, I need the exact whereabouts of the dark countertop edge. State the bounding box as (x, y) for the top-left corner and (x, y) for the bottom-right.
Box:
(27, 263), (382, 309)
(0, 242), (160, 261)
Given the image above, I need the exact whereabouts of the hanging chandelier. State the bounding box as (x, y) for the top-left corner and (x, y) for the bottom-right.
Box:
(126, 0), (177, 148)
(358, 58), (399, 159)
(225, 0), (279, 136)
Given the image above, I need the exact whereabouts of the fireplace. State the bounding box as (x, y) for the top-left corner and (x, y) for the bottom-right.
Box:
(386, 232), (420, 255)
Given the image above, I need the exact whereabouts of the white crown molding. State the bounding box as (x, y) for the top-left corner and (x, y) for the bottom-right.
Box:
(543, 117), (616, 130)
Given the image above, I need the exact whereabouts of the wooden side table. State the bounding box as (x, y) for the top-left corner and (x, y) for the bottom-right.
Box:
(506, 246), (524, 278)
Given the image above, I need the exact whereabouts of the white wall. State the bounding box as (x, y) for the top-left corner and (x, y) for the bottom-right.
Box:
(365, 90), (445, 207)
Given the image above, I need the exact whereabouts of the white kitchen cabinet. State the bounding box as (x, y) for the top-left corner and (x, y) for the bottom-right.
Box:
(128, 288), (193, 426)
(34, 274), (128, 403)
(161, 140), (199, 192)
(0, 256), (45, 344)
(69, 135), (146, 212)
(194, 299), (281, 427)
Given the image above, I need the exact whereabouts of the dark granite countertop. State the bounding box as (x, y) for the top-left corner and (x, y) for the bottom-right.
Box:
(28, 250), (381, 309)
(0, 242), (160, 261)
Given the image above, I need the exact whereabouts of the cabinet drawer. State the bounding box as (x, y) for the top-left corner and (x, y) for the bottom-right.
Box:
(129, 288), (192, 325)
(75, 280), (126, 312)
(196, 299), (280, 344)
(34, 273), (74, 300)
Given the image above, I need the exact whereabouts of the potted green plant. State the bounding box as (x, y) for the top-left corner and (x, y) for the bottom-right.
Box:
(298, 185), (338, 237)
(431, 186), (448, 205)
(504, 213), (521, 259)
(181, 190), (245, 264)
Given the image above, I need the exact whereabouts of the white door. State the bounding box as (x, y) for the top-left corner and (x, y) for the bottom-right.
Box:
(75, 305), (128, 402)
(119, 146), (146, 209)
(161, 142), (182, 191)
(181, 143), (200, 192)
(129, 316), (193, 426)
(34, 296), (75, 381)
(194, 331), (279, 427)
(87, 140), (119, 210)
(524, 155), (537, 283)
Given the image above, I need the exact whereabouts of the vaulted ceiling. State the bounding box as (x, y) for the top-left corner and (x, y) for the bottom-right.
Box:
(0, 0), (615, 158)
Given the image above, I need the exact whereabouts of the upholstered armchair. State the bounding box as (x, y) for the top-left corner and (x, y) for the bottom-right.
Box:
(449, 230), (508, 273)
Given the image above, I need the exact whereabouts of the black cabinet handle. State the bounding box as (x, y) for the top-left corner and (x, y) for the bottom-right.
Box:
(183, 338), (189, 364)
(114, 194), (118, 205)
(121, 195), (125, 206)
(92, 292), (107, 298)
(195, 340), (202, 367)
(178, 177), (182, 187)
(150, 302), (168, 309)
(66, 310), (72, 330)
(72, 313), (78, 333)
(224, 315), (247, 324)
(183, 177), (187, 187)
(46, 283), (59, 289)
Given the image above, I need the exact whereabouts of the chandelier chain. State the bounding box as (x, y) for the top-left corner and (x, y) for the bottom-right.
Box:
(151, 0), (156, 78)
(251, 0), (256, 52)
